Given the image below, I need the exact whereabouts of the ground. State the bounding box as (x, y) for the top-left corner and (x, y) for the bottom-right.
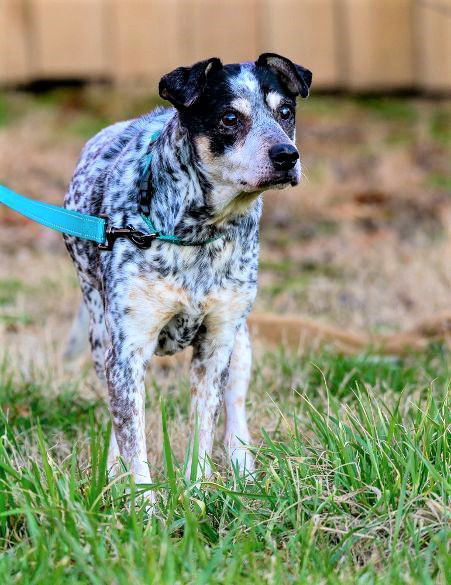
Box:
(0, 87), (449, 583)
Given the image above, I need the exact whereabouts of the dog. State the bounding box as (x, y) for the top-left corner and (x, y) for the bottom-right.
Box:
(63, 53), (312, 492)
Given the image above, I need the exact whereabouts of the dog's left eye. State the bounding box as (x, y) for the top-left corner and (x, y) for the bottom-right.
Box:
(221, 112), (238, 128)
(279, 105), (293, 120)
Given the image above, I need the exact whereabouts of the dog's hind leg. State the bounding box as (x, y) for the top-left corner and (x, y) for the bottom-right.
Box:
(78, 280), (121, 469)
(64, 300), (89, 361)
(224, 321), (255, 474)
(78, 280), (109, 381)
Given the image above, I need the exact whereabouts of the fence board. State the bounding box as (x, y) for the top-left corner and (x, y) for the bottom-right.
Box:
(110, 0), (181, 83)
(0, 0), (29, 83)
(178, 0), (259, 66)
(341, 0), (414, 90)
(416, 0), (451, 92)
(29, 0), (108, 78)
(263, 0), (340, 88)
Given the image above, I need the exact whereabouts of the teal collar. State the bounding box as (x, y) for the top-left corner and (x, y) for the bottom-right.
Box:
(140, 213), (223, 246)
(139, 131), (224, 247)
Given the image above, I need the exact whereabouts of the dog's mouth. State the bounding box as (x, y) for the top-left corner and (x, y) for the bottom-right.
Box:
(238, 170), (300, 195)
(255, 171), (299, 190)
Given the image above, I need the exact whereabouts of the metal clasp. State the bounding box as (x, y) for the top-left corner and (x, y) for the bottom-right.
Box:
(98, 215), (159, 251)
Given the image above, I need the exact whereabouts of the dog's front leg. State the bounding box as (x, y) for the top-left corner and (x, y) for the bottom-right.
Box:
(224, 321), (255, 473)
(105, 341), (154, 492)
(188, 318), (238, 479)
(103, 274), (181, 501)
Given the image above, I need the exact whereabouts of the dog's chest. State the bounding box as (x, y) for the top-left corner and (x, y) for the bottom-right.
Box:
(120, 241), (257, 356)
(136, 280), (253, 357)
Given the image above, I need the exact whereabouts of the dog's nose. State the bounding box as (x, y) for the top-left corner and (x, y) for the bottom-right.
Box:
(269, 144), (299, 171)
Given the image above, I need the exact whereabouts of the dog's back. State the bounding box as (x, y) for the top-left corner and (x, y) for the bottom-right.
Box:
(65, 108), (171, 219)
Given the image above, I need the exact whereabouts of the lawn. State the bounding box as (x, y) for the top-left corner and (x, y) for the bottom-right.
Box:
(0, 347), (449, 584)
(0, 88), (450, 583)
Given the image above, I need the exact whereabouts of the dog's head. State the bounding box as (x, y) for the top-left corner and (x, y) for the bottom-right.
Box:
(159, 54), (312, 206)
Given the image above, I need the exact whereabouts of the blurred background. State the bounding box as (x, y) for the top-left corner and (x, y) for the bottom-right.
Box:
(1, 0), (451, 361)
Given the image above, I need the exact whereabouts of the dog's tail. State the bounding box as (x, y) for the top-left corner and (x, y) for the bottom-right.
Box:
(63, 301), (90, 361)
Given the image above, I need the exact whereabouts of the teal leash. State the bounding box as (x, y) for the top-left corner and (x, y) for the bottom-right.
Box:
(0, 185), (107, 245)
(0, 184), (160, 251)
(0, 130), (224, 250)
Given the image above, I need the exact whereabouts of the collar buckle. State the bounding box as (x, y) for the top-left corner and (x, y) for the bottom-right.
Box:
(98, 215), (158, 250)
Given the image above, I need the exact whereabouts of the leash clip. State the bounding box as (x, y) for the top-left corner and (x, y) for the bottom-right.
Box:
(98, 215), (159, 251)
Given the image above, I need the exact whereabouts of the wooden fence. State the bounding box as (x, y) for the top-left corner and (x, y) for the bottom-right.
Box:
(1, 0), (450, 92)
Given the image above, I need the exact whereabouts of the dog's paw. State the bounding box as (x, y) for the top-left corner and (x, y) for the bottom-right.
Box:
(185, 457), (214, 483)
(136, 485), (157, 515)
(228, 445), (255, 476)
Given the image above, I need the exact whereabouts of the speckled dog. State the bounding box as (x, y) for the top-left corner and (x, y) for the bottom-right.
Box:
(64, 53), (312, 491)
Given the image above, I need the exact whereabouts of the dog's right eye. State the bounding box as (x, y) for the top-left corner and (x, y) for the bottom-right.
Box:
(221, 112), (238, 128)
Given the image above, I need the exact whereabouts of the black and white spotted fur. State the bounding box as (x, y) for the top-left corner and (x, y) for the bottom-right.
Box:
(64, 54), (312, 493)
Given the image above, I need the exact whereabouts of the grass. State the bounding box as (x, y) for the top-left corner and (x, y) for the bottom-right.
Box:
(0, 346), (449, 584)
(0, 280), (27, 307)
(260, 257), (345, 300)
(0, 86), (166, 138)
(354, 97), (418, 123)
(430, 110), (451, 146)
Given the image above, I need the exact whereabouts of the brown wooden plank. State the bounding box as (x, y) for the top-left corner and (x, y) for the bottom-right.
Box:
(0, 0), (29, 83)
(178, 0), (259, 66)
(341, 0), (414, 90)
(262, 0), (339, 89)
(416, 0), (451, 92)
(110, 0), (181, 83)
(29, 0), (108, 78)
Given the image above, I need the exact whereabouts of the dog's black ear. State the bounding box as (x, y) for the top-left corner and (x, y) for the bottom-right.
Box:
(256, 53), (312, 98)
(159, 58), (223, 108)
